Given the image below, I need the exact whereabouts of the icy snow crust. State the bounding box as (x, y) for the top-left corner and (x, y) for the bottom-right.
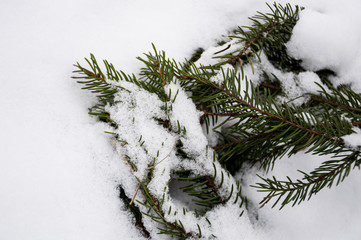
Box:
(2, 0), (361, 239)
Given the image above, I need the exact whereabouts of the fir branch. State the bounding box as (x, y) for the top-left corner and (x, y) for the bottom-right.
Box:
(180, 72), (342, 143)
(73, 2), (361, 233)
(310, 96), (361, 113)
(310, 83), (361, 116)
(228, 21), (279, 66)
(225, 3), (302, 68)
(254, 151), (361, 209)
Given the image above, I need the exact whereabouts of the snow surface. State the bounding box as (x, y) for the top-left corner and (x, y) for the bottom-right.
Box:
(1, 0), (361, 239)
(286, 0), (361, 91)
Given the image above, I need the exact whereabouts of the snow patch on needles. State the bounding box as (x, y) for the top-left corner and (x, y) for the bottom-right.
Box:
(196, 39), (242, 67)
(167, 83), (208, 158)
(108, 82), (174, 181)
(105, 77), (256, 238)
(342, 127), (361, 150)
(256, 54), (323, 105)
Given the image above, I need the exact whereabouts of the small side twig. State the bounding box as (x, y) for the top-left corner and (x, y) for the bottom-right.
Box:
(203, 110), (239, 116)
(260, 82), (281, 91)
(203, 109), (260, 118)
(155, 61), (168, 102)
(205, 176), (225, 205)
(110, 138), (134, 172)
(130, 183), (141, 205)
(259, 192), (275, 209)
(311, 96), (361, 114)
(146, 141), (177, 170)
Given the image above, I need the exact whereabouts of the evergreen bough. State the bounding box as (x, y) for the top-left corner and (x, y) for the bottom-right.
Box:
(73, 3), (361, 239)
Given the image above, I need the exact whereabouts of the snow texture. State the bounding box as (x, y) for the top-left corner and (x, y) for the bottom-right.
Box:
(254, 54), (324, 105)
(343, 128), (361, 150)
(1, 0), (361, 239)
(286, 0), (361, 91)
(106, 79), (250, 238)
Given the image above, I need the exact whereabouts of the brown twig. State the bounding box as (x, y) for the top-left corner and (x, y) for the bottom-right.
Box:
(205, 176), (225, 205)
(110, 138), (134, 172)
(155, 61), (168, 102)
(311, 96), (361, 114)
(259, 192), (275, 209)
(146, 141), (177, 170)
(260, 82), (281, 91)
(129, 183), (141, 205)
(203, 109), (260, 118)
(352, 121), (361, 126)
(228, 21), (281, 66)
(203, 110), (240, 116)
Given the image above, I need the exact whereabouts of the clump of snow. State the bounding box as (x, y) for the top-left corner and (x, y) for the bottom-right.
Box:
(196, 39), (325, 106)
(286, 5), (361, 91)
(343, 127), (361, 149)
(209, 64), (235, 85)
(167, 83), (208, 158)
(196, 39), (242, 67)
(286, 9), (357, 72)
(255, 54), (323, 105)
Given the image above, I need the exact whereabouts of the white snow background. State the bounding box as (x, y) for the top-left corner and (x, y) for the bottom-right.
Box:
(1, 0), (361, 239)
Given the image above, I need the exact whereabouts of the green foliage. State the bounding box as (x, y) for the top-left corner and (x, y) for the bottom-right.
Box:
(73, 44), (246, 238)
(213, 3), (302, 71)
(73, 2), (361, 238)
